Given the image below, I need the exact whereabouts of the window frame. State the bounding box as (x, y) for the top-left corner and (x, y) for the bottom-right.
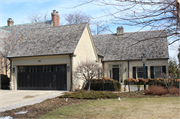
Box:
(136, 67), (144, 79)
(154, 66), (162, 78)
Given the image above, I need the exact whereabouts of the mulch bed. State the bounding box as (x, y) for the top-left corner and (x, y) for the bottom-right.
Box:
(0, 91), (179, 118)
(0, 97), (86, 118)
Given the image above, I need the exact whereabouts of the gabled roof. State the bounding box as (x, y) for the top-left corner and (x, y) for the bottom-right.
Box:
(93, 30), (169, 61)
(8, 23), (87, 58)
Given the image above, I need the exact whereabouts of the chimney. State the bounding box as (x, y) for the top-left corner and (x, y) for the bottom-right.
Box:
(117, 26), (124, 35)
(7, 18), (14, 26)
(51, 10), (60, 26)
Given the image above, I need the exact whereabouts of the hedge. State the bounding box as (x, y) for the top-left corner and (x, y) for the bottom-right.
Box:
(85, 80), (121, 91)
(124, 78), (179, 88)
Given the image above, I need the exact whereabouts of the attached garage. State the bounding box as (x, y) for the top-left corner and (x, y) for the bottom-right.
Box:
(17, 64), (67, 90)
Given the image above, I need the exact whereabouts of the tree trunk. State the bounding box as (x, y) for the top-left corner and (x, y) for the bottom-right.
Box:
(88, 80), (91, 91)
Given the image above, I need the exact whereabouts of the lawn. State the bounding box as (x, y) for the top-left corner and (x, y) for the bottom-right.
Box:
(40, 97), (180, 119)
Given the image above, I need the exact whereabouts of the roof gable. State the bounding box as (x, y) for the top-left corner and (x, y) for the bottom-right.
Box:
(8, 23), (87, 58)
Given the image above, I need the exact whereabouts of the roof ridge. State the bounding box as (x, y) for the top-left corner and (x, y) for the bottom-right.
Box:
(26, 22), (88, 31)
(0, 20), (52, 28)
(93, 29), (166, 36)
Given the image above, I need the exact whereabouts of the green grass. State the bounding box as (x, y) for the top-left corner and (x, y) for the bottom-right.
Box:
(40, 97), (180, 119)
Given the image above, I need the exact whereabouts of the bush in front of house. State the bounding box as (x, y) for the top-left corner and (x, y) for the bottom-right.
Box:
(84, 78), (121, 91)
(148, 81), (166, 87)
(144, 85), (169, 95)
(169, 87), (179, 95)
(1, 74), (10, 89)
(124, 78), (179, 89)
(113, 80), (121, 91)
(59, 91), (119, 99)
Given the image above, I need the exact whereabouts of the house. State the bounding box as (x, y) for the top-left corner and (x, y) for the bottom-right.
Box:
(1, 10), (169, 91)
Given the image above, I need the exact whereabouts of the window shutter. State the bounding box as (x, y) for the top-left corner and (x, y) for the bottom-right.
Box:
(146, 66), (148, 78)
(133, 67), (136, 79)
(162, 66), (166, 74)
(150, 66), (154, 78)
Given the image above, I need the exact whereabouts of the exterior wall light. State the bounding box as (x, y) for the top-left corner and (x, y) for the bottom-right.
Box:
(67, 64), (70, 72)
(13, 67), (15, 73)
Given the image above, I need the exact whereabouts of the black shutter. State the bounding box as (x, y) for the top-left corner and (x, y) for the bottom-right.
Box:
(150, 66), (154, 78)
(145, 66), (148, 78)
(162, 66), (166, 74)
(133, 67), (136, 79)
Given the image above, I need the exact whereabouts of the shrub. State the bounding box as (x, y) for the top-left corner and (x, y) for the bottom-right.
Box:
(85, 79), (121, 91)
(148, 81), (166, 87)
(1, 74), (10, 89)
(169, 87), (179, 95)
(59, 91), (119, 99)
(113, 80), (121, 91)
(144, 85), (168, 95)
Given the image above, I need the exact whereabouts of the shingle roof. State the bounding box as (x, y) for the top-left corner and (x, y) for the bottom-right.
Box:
(8, 23), (87, 58)
(96, 47), (104, 57)
(0, 21), (52, 44)
(93, 30), (169, 61)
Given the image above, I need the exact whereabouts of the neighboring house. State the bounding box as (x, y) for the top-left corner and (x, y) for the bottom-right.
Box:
(2, 10), (168, 91)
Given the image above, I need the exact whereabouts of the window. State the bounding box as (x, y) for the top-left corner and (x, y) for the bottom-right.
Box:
(113, 65), (119, 68)
(137, 67), (144, 78)
(18, 66), (26, 73)
(133, 67), (148, 79)
(154, 66), (162, 78)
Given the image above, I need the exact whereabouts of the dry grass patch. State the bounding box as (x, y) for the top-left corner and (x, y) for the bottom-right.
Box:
(40, 97), (180, 119)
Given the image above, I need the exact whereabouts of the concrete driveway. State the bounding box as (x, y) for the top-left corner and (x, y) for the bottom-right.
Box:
(0, 90), (67, 112)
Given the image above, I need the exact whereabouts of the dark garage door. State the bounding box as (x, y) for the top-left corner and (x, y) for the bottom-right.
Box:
(17, 64), (67, 90)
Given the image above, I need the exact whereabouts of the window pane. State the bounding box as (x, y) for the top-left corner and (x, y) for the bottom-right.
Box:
(113, 65), (119, 68)
(154, 66), (161, 78)
(137, 67), (143, 78)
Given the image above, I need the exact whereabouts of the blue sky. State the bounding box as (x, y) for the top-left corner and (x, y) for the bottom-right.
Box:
(0, 0), (178, 61)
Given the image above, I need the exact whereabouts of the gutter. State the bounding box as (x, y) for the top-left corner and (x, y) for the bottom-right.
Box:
(7, 53), (73, 59)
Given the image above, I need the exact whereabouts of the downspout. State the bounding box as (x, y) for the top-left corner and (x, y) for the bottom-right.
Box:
(69, 54), (73, 91)
(128, 60), (129, 78)
(102, 60), (104, 77)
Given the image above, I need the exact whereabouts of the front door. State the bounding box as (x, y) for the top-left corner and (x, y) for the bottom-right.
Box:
(113, 68), (119, 82)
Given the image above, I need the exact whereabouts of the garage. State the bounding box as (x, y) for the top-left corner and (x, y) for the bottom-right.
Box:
(17, 64), (67, 90)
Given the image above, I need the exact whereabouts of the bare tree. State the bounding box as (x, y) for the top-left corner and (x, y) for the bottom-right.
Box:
(64, 11), (91, 25)
(28, 12), (50, 23)
(64, 11), (111, 35)
(74, 61), (103, 91)
(91, 20), (111, 35)
(76, 0), (180, 45)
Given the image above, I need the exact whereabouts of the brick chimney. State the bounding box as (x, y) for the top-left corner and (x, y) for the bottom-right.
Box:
(7, 18), (14, 26)
(117, 26), (124, 35)
(51, 10), (60, 26)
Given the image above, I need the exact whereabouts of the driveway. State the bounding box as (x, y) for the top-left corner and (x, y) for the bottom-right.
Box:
(0, 90), (67, 112)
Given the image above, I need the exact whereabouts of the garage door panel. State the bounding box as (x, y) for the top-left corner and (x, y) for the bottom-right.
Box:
(17, 65), (67, 90)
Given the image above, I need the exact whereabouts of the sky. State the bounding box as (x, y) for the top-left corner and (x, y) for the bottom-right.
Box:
(0, 0), (179, 62)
